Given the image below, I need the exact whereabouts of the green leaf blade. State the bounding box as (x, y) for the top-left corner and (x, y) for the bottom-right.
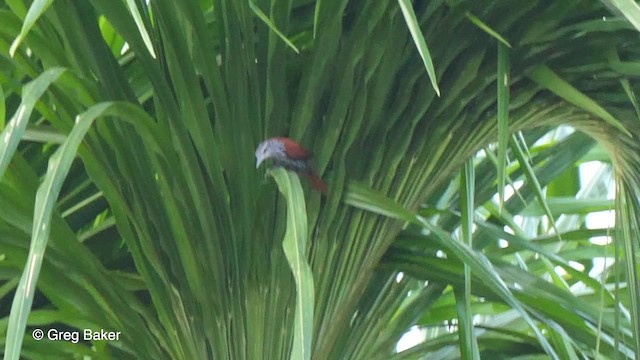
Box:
(528, 65), (631, 136)
(0, 68), (67, 181)
(270, 168), (315, 360)
(9, 0), (54, 56)
(398, 0), (440, 96)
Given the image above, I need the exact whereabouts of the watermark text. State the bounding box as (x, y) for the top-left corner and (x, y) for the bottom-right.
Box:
(32, 328), (121, 343)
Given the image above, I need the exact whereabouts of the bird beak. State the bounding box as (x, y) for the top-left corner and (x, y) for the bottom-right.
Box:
(256, 155), (264, 168)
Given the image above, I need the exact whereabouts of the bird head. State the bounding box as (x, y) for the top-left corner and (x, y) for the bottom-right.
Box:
(255, 138), (286, 168)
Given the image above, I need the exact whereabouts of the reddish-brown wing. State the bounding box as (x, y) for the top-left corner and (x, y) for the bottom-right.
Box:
(275, 137), (312, 159)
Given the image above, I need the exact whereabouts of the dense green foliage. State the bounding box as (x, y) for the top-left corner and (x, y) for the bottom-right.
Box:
(1, 0), (639, 359)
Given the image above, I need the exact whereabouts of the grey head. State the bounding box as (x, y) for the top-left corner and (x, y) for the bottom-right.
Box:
(255, 138), (286, 168)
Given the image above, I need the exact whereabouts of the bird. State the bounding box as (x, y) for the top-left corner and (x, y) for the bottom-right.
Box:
(255, 137), (328, 194)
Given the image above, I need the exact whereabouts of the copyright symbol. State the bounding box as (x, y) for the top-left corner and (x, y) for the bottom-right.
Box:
(32, 329), (44, 341)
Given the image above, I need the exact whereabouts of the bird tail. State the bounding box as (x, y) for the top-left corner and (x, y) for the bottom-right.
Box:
(305, 171), (328, 195)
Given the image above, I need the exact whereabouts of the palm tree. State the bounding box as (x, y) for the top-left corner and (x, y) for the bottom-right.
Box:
(1, 0), (639, 358)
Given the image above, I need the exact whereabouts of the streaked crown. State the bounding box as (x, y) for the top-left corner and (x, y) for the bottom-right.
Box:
(255, 138), (285, 168)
